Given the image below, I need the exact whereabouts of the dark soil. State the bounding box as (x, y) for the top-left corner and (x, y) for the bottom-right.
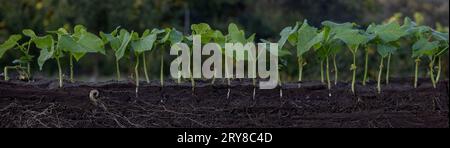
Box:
(0, 78), (448, 128)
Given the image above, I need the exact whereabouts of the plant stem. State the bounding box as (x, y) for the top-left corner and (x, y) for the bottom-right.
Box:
(56, 58), (63, 88)
(4, 66), (9, 81)
(377, 57), (384, 94)
(429, 58), (436, 88)
(320, 60), (324, 83)
(135, 54), (140, 95)
(142, 53), (150, 83)
(115, 59), (121, 81)
(160, 52), (164, 87)
(386, 53), (392, 84)
(436, 56), (441, 84)
(414, 58), (420, 88)
(333, 54), (338, 85)
(298, 57), (303, 82)
(351, 53), (357, 94)
(326, 56), (331, 90)
(363, 50), (369, 86)
(70, 55), (74, 83)
(27, 63), (31, 77)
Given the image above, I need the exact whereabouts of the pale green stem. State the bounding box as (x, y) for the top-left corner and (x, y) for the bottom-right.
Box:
(386, 53), (392, 84)
(351, 53), (357, 94)
(143, 53), (150, 83)
(320, 60), (324, 83)
(56, 58), (63, 88)
(414, 58), (420, 88)
(298, 57), (303, 82)
(363, 50), (369, 86)
(27, 63), (31, 78)
(326, 56), (331, 90)
(333, 54), (338, 85)
(4, 66), (9, 81)
(115, 59), (121, 81)
(135, 54), (140, 95)
(377, 57), (384, 94)
(435, 56), (441, 84)
(160, 52), (164, 87)
(70, 55), (74, 83)
(429, 57), (436, 88)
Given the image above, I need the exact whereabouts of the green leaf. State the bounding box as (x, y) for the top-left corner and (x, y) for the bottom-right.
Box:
(278, 22), (300, 50)
(0, 34), (22, 58)
(169, 28), (183, 45)
(334, 29), (367, 51)
(37, 45), (54, 70)
(191, 23), (213, 43)
(131, 33), (157, 54)
(115, 30), (133, 60)
(377, 44), (396, 58)
(367, 22), (406, 42)
(22, 29), (37, 38)
(296, 20), (318, 56)
(412, 38), (439, 58)
(227, 23), (247, 44)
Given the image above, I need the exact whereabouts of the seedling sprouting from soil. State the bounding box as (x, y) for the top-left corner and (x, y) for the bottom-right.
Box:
(100, 28), (133, 81)
(261, 22), (298, 98)
(323, 21), (368, 93)
(225, 23), (256, 99)
(54, 25), (105, 83)
(130, 29), (159, 94)
(0, 34), (33, 81)
(366, 21), (406, 93)
(158, 28), (184, 87)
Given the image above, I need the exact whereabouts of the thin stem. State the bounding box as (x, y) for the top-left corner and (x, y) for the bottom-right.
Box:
(56, 58), (63, 88)
(351, 53), (357, 94)
(4, 66), (9, 81)
(414, 58), (420, 88)
(363, 50), (369, 86)
(143, 53), (150, 83)
(377, 57), (384, 94)
(115, 59), (121, 81)
(70, 55), (74, 83)
(385, 53), (392, 84)
(436, 56), (441, 84)
(333, 54), (338, 85)
(429, 57), (436, 88)
(298, 57), (303, 82)
(326, 56), (331, 90)
(135, 54), (140, 95)
(27, 63), (31, 77)
(320, 60), (324, 83)
(160, 52), (164, 87)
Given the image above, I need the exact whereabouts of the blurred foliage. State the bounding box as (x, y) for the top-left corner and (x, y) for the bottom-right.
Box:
(0, 0), (448, 81)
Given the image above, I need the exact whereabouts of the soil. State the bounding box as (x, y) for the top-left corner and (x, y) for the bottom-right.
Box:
(0, 77), (448, 128)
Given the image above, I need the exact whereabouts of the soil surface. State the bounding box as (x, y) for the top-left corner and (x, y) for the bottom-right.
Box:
(0, 78), (448, 128)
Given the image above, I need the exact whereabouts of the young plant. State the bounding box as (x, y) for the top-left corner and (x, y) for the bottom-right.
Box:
(130, 29), (159, 94)
(287, 20), (320, 87)
(100, 28), (133, 81)
(430, 30), (449, 84)
(400, 17), (442, 88)
(56, 25), (106, 83)
(158, 28), (184, 87)
(191, 23), (215, 85)
(365, 21), (407, 93)
(0, 34), (33, 81)
(323, 21), (368, 93)
(225, 23), (257, 99)
(23, 29), (62, 87)
(261, 22), (297, 98)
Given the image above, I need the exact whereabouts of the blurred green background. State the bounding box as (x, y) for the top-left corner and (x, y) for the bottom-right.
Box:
(0, 0), (448, 82)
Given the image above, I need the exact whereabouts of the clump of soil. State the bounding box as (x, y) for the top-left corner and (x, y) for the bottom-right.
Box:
(0, 78), (448, 128)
